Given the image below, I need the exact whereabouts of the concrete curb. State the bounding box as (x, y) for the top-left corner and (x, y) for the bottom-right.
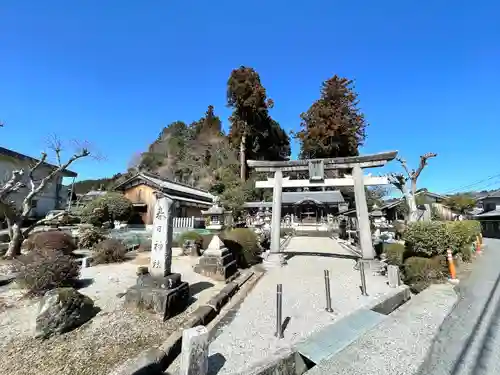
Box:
(107, 269), (263, 375)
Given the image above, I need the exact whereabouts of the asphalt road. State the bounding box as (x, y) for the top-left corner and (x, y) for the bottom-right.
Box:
(416, 238), (500, 375)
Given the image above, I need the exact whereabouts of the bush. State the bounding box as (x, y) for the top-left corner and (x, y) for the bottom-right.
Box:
(404, 255), (448, 283)
(92, 239), (127, 264)
(403, 220), (481, 259)
(24, 231), (77, 255)
(222, 228), (261, 268)
(80, 204), (110, 227)
(445, 221), (481, 258)
(14, 249), (80, 296)
(403, 222), (450, 257)
(97, 193), (133, 222)
(78, 226), (106, 249)
(384, 243), (406, 267)
(81, 193), (133, 225)
(178, 231), (203, 249)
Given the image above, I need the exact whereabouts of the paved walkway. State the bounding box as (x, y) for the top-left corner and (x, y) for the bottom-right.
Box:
(205, 237), (400, 375)
(415, 238), (500, 375)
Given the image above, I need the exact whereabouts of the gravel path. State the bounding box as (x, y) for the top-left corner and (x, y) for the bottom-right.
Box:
(205, 237), (397, 375)
(0, 252), (224, 375)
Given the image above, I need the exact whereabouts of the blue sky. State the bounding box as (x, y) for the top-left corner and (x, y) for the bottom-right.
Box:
(1, 1), (499, 195)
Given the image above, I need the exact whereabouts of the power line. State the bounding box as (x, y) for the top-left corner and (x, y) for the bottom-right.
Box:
(444, 173), (500, 194)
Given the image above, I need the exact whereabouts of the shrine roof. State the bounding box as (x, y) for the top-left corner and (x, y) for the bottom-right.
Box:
(244, 190), (344, 207)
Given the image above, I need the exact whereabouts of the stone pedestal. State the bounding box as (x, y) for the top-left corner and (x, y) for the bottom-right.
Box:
(124, 272), (190, 321)
(194, 235), (238, 282)
(262, 251), (287, 269)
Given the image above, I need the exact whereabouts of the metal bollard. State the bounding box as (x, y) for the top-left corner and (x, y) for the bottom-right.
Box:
(324, 270), (334, 312)
(275, 284), (284, 339)
(359, 260), (368, 296)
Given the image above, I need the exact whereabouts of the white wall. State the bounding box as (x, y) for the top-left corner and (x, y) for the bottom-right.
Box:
(0, 154), (66, 218)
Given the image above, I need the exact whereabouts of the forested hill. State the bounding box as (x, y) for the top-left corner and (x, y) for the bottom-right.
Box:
(68, 66), (371, 212)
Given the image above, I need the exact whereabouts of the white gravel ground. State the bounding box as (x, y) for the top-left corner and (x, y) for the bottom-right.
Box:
(206, 237), (399, 375)
(0, 252), (224, 375)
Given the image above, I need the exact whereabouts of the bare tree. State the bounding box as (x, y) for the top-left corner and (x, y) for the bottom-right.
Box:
(389, 152), (437, 222)
(1, 138), (92, 258)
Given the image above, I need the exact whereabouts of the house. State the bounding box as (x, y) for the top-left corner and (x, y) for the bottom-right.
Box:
(474, 192), (500, 238)
(379, 189), (455, 221)
(0, 146), (77, 218)
(113, 172), (215, 225)
(341, 189), (454, 222)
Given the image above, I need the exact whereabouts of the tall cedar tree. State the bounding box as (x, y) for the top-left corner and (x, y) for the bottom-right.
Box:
(227, 66), (290, 180)
(296, 75), (367, 159)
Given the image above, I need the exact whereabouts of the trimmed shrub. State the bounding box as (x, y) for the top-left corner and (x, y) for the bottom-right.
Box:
(445, 220), (481, 258)
(178, 231), (203, 249)
(14, 249), (80, 296)
(222, 228), (261, 268)
(403, 222), (450, 257)
(92, 239), (127, 264)
(23, 231), (77, 255)
(404, 220), (481, 259)
(78, 226), (106, 249)
(384, 243), (406, 267)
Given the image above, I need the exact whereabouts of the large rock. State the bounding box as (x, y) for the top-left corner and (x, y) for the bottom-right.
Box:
(35, 287), (97, 339)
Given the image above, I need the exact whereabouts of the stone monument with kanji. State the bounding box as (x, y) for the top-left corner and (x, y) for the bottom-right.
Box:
(124, 193), (190, 320)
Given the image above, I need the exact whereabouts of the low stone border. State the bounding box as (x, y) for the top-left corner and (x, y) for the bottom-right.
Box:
(108, 268), (263, 375)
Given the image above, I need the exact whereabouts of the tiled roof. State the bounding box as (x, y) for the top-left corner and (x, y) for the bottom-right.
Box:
(244, 190), (345, 207)
(0, 146), (77, 177)
(114, 172), (215, 201)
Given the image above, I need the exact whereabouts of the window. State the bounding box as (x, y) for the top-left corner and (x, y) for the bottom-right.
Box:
(211, 215), (220, 224)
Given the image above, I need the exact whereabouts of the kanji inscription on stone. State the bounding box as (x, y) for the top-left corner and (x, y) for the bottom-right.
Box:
(150, 196), (174, 277)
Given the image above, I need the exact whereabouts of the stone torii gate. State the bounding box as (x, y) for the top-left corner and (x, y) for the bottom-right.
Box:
(247, 151), (398, 267)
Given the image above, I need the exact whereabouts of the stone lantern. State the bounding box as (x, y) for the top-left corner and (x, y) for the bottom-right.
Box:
(370, 204), (385, 238)
(201, 197), (232, 231)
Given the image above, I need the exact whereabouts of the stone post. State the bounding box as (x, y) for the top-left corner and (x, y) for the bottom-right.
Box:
(123, 195), (190, 320)
(179, 325), (209, 375)
(265, 169), (286, 267)
(270, 170), (283, 253)
(352, 165), (375, 259)
(150, 196), (174, 277)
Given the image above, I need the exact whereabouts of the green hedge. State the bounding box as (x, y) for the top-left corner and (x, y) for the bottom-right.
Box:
(403, 220), (481, 258)
(222, 228), (261, 268)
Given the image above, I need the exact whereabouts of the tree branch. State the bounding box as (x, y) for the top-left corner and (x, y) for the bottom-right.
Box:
(395, 157), (411, 179)
(0, 170), (25, 200)
(388, 173), (408, 195)
(413, 152), (438, 181)
(22, 211), (66, 237)
(28, 152), (47, 191)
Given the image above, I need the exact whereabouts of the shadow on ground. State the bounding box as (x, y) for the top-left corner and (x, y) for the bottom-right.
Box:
(284, 251), (358, 261)
(190, 281), (215, 296)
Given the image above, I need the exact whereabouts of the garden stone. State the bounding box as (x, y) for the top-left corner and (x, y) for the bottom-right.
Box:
(35, 287), (96, 339)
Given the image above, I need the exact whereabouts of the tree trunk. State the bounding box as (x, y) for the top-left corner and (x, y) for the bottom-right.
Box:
(240, 132), (247, 181)
(5, 222), (23, 258)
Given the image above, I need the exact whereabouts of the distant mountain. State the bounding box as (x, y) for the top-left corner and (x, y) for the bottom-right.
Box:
(67, 173), (129, 195)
